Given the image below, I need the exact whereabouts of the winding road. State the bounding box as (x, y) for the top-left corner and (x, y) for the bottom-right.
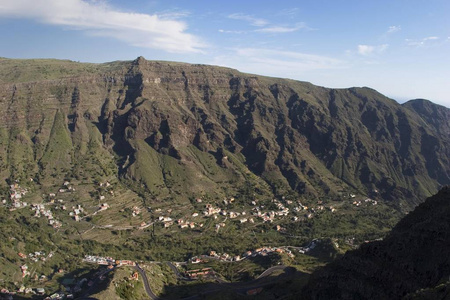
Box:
(166, 262), (186, 280)
(136, 263), (300, 300)
(135, 263), (162, 300)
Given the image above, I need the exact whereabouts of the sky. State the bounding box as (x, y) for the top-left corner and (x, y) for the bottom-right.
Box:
(0, 0), (449, 107)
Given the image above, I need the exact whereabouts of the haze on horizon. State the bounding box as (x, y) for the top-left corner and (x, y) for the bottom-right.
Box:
(0, 0), (449, 107)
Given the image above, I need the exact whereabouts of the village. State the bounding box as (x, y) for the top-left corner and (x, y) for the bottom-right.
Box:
(0, 178), (371, 299)
(1, 236), (325, 300)
(77, 239), (326, 285)
(1, 178), (365, 244)
(150, 195), (340, 235)
(0, 178), (380, 240)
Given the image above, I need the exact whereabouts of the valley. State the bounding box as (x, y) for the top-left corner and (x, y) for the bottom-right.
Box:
(0, 57), (448, 299)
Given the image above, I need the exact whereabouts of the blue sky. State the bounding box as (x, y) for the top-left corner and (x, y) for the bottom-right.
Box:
(1, 0), (449, 107)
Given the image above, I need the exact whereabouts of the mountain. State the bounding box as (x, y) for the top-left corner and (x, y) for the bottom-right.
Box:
(0, 56), (449, 208)
(301, 186), (450, 299)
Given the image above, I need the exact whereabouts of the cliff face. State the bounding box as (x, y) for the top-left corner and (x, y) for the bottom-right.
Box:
(302, 186), (450, 300)
(0, 57), (449, 206)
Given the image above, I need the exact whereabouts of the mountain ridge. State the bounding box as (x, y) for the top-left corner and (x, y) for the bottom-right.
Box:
(0, 57), (449, 209)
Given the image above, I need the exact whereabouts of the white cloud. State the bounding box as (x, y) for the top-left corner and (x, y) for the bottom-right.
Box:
(357, 45), (374, 55)
(226, 12), (312, 35)
(276, 8), (299, 17)
(357, 44), (388, 55)
(255, 22), (311, 33)
(387, 25), (401, 34)
(218, 29), (246, 34)
(156, 9), (191, 20)
(406, 36), (440, 47)
(228, 13), (268, 27)
(0, 0), (205, 53)
(212, 48), (346, 78)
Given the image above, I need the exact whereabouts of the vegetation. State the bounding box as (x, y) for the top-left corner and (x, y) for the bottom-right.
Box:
(0, 57), (448, 298)
(302, 187), (450, 300)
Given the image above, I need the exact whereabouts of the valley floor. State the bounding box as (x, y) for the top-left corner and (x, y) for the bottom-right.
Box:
(0, 177), (401, 299)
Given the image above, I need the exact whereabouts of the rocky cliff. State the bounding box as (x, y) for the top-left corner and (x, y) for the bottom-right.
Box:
(0, 57), (449, 207)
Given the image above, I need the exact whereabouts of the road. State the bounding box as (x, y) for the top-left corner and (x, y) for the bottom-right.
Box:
(257, 265), (289, 279)
(166, 262), (186, 280)
(134, 264), (161, 300)
(137, 263), (299, 300)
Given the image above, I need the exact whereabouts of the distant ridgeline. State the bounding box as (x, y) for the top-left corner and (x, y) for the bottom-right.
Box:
(0, 57), (449, 209)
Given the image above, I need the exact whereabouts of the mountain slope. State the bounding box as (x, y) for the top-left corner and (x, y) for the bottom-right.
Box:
(0, 57), (449, 207)
(302, 186), (450, 299)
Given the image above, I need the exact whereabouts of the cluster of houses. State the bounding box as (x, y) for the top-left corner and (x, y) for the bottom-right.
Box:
(215, 222), (226, 233)
(151, 195), (343, 233)
(68, 204), (85, 221)
(3, 272), (109, 300)
(18, 286), (53, 297)
(161, 194), (341, 235)
(98, 203), (109, 212)
(300, 240), (318, 253)
(1, 287), (53, 298)
(47, 182), (75, 198)
(17, 266), (112, 299)
(28, 181), (78, 226)
(116, 260), (136, 267)
(203, 203), (222, 216)
(83, 255), (135, 267)
(31, 204), (62, 228)
(98, 181), (114, 201)
(44, 291), (73, 299)
(83, 255), (115, 266)
(271, 198), (290, 215)
(4, 180), (120, 231)
(20, 264), (30, 278)
(293, 239), (324, 254)
(189, 245), (296, 264)
(18, 251), (53, 263)
(15, 250), (56, 294)
(6, 182), (29, 209)
(130, 272), (139, 281)
(185, 268), (214, 279)
(17, 251), (57, 283)
(10, 182), (28, 200)
(9, 180), (93, 227)
(157, 215), (204, 229)
(16, 287), (56, 298)
(190, 250), (241, 263)
(57, 181), (75, 193)
(353, 198), (378, 207)
(159, 203), (225, 229)
(99, 181), (111, 188)
(243, 246), (295, 258)
(178, 220), (201, 229)
(131, 206), (141, 217)
(229, 197), (335, 224)
(259, 198), (305, 221)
